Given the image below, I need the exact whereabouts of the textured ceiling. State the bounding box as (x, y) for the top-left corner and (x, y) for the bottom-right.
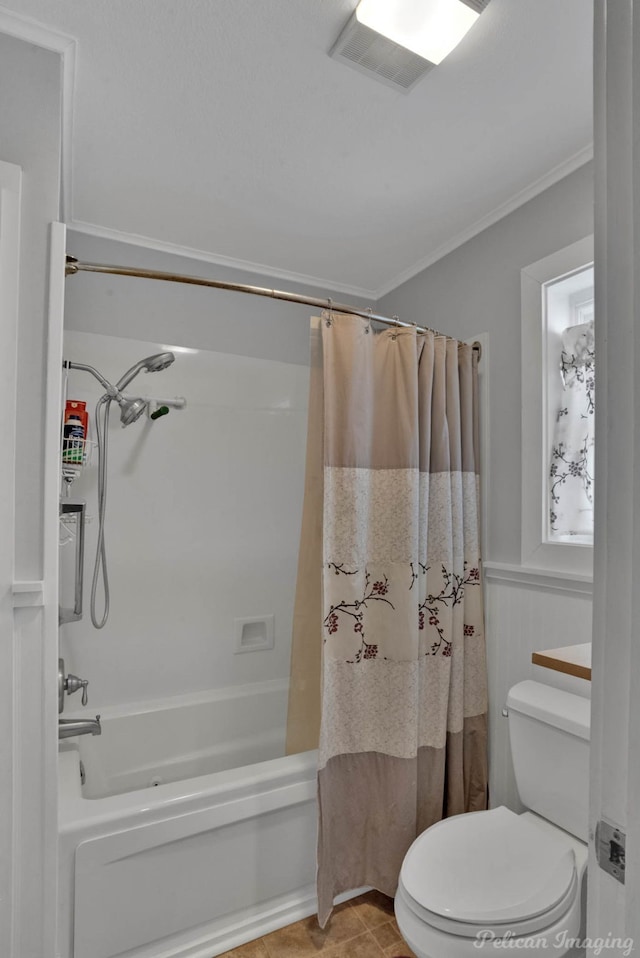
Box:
(2, 0), (593, 295)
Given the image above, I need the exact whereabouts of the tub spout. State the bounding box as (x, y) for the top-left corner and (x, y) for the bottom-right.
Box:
(58, 715), (101, 740)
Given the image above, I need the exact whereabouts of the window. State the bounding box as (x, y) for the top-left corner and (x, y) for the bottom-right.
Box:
(521, 236), (594, 575)
(546, 267), (594, 542)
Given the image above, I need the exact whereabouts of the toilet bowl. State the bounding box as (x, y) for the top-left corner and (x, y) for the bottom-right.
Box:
(395, 807), (587, 958)
(395, 682), (591, 958)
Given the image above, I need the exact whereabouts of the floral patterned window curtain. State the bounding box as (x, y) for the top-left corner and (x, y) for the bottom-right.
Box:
(549, 320), (595, 537)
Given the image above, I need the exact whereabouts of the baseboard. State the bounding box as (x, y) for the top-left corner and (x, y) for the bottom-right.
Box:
(122, 884), (372, 958)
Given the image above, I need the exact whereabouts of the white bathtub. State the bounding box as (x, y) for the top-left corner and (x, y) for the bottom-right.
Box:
(58, 679), (319, 958)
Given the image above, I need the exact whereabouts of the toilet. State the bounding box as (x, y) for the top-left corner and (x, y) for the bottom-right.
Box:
(395, 680), (590, 958)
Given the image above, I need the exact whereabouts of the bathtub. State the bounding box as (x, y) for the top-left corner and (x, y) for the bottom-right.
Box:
(58, 679), (319, 958)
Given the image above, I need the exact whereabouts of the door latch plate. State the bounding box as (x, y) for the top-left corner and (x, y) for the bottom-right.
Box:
(595, 819), (626, 884)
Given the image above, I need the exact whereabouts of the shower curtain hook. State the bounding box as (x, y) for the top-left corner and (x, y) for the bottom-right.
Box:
(326, 298), (333, 326)
(365, 306), (372, 333)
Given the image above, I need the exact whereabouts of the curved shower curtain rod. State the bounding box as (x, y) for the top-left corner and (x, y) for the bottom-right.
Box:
(64, 256), (481, 361)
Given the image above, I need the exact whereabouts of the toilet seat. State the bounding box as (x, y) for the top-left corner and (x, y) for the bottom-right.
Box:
(399, 806), (578, 938)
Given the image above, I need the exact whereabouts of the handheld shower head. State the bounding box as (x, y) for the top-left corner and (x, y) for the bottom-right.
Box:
(144, 352), (175, 372)
(113, 352), (175, 426)
(115, 352), (175, 391)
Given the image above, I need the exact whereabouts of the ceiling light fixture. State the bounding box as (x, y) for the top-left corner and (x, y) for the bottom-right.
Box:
(330, 0), (489, 92)
(355, 0), (480, 65)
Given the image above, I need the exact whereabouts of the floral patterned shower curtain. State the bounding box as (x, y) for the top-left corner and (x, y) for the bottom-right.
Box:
(292, 312), (488, 927)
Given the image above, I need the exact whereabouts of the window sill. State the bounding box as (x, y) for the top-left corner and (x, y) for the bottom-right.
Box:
(548, 534), (594, 546)
(483, 561), (593, 596)
(520, 538), (593, 578)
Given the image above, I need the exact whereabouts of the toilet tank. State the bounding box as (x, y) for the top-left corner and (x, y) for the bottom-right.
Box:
(507, 680), (590, 842)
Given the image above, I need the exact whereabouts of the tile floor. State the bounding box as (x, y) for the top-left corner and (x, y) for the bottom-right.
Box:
(218, 890), (417, 958)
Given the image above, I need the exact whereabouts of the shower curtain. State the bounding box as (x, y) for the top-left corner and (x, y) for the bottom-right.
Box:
(286, 312), (488, 926)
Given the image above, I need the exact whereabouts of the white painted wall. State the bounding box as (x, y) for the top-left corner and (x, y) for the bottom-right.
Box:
(60, 330), (309, 709)
(0, 29), (63, 958)
(379, 163), (595, 809)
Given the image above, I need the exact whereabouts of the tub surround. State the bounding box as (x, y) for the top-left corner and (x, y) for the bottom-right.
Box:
(60, 329), (309, 708)
(57, 684), (318, 958)
(59, 746), (318, 958)
(531, 643), (592, 681)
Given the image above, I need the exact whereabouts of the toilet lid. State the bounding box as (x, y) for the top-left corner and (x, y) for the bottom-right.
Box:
(401, 807), (576, 925)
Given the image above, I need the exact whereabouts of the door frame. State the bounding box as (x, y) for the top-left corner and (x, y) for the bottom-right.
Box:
(0, 157), (22, 958)
(588, 0), (640, 946)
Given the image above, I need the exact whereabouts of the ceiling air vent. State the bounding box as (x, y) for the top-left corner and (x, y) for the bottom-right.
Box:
(330, 14), (435, 93)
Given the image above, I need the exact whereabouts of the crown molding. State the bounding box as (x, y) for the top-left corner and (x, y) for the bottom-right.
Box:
(67, 219), (378, 299)
(0, 5), (73, 50)
(374, 143), (595, 299)
(0, 6), (76, 222)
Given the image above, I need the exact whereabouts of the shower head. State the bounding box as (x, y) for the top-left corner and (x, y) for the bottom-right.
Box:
(118, 396), (148, 427)
(65, 353), (176, 428)
(145, 352), (175, 372)
(115, 352), (175, 391)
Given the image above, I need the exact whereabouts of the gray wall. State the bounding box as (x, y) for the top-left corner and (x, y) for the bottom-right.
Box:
(378, 162), (594, 564)
(64, 231), (362, 365)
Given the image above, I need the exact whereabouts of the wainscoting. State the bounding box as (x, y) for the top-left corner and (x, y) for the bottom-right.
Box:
(484, 563), (593, 811)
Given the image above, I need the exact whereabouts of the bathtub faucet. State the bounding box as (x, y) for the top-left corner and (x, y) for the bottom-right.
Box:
(58, 716), (102, 740)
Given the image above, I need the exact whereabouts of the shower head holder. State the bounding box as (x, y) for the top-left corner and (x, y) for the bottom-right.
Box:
(144, 395), (187, 419)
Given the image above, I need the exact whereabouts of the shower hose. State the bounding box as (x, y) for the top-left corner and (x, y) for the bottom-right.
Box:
(90, 393), (112, 629)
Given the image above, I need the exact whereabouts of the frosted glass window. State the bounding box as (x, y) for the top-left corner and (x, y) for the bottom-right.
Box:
(521, 237), (594, 575)
(545, 268), (594, 544)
